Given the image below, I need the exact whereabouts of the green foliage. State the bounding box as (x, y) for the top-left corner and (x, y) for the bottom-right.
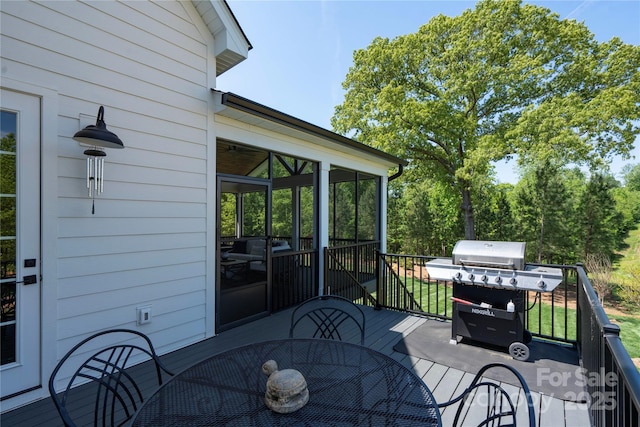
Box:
(272, 189), (293, 238)
(219, 193), (237, 237)
(242, 191), (266, 236)
(622, 163), (640, 192)
(386, 179), (461, 257)
(332, 0), (640, 239)
(578, 173), (621, 258)
(1, 133), (17, 273)
(509, 161), (576, 262)
(612, 226), (640, 311)
(330, 179), (356, 240)
(612, 187), (640, 234)
(474, 182), (516, 242)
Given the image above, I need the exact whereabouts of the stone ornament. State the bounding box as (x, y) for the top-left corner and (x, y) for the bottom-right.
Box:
(262, 359), (309, 413)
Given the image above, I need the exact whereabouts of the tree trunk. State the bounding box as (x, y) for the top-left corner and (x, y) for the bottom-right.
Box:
(461, 188), (476, 240)
(537, 210), (544, 263)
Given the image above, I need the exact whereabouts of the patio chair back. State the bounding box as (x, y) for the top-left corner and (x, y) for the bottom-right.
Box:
(438, 362), (536, 427)
(289, 295), (366, 345)
(48, 329), (174, 427)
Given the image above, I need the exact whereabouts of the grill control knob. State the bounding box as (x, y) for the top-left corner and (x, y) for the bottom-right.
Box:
(454, 271), (462, 281)
(481, 274), (488, 282)
(494, 275), (502, 284)
(537, 279), (547, 290)
(467, 273), (475, 281)
(510, 274), (518, 286)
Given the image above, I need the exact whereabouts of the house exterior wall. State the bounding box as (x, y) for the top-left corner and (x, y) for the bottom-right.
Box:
(1, 0), (397, 412)
(1, 0), (217, 409)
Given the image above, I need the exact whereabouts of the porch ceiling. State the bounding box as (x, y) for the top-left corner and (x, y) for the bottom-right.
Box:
(217, 142), (268, 176)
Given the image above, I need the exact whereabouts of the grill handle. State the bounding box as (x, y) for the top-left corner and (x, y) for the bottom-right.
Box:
(458, 259), (517, 269)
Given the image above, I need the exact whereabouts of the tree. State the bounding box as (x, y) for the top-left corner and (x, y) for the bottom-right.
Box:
(622, 163), (640, 192)
(578, 173), (621, 259)
(510, 161), (574, 263)
(332, 0), (640, 239)
(584, 252), (613, 306)
(474, 182), (515, 242)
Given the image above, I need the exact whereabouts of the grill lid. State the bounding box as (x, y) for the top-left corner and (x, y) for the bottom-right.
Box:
(426, 240), (563, 292)
(452, 240), (525, 270)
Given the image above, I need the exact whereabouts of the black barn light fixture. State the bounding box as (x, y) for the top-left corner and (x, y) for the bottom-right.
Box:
(73, 106), (124, 214)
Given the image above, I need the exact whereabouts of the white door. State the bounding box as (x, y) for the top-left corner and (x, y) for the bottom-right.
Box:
(0, 89), (41, 399)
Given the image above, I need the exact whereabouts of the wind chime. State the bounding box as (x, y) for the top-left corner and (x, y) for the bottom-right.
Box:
(84, 148), (106, 212)
(72, 106), (125, 214)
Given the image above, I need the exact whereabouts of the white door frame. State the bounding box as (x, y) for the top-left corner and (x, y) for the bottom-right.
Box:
(0, 88), (41, 399)
(0, 80), (57, 412)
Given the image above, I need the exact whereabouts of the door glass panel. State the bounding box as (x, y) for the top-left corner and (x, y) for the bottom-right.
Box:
(242, 190), (266, 237)
(1, 110), (17, 365)
(218, 180), (270, 330)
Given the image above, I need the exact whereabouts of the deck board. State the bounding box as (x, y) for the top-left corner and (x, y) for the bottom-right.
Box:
(1, 306), (591, 426)
(539, 393), (566, 427)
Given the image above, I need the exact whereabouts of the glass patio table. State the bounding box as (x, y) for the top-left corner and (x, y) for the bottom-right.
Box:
(131, 338), (442, 426)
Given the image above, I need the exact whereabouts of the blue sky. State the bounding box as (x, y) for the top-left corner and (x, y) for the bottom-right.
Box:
(217, 0), (640, 184)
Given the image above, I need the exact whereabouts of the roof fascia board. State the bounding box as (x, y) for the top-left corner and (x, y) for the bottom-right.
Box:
(193, 0), (252, 75)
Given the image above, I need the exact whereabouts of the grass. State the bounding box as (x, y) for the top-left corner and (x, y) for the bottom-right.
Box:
(610, 225), (640, 367)
(606, 314), (640, 361)
(612, 225), (640, 282)
(526, 302), (577, 342)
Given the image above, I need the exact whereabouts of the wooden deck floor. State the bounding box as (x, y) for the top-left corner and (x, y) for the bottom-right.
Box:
(1, 306), (592, 426)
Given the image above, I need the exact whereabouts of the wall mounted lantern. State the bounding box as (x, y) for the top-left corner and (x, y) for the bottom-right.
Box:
(73, 106), (124, 214)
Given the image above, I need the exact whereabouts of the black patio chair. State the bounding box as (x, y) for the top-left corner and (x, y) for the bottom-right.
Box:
(48, 329), (174, 427)
(438, 362), (536, 427)
(289, 295), (366, 345)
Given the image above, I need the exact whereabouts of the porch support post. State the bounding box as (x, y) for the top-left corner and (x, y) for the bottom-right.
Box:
(292, 187), (300, 251)
(379, 175), (388, 253)
(317, 161), (330, 296)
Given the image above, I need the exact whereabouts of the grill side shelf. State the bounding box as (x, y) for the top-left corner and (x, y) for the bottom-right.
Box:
(456, 302), (516, 320)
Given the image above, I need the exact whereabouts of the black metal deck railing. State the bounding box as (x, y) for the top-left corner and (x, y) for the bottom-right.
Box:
(320, 246), (639, 427)
(576, 264), (640, 427)
(375, 253), (581, 343)
(270, 248), (318, 312)
(323, 242), (378, 306)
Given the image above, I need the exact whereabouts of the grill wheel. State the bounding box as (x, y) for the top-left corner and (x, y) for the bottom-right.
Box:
(509, 342), (530, 361)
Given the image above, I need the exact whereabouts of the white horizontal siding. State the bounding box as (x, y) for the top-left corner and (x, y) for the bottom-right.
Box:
(58, 276), (205, 318)
(58, 261), (206, 299)
(1, 0), (215, 360)
(18, 1), (207, 82)
(58, 198), (208, 218)
(57, 233), (207, 258)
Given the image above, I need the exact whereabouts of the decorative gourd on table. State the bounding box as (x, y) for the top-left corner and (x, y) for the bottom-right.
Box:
(262, 360), (309, 413)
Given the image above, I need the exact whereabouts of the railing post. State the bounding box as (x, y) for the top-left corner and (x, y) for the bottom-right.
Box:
(576, 263), (583, 350)
(602, 323), (620, 427)
(322, 247), (328, 296)
(374, 250), (381, 310)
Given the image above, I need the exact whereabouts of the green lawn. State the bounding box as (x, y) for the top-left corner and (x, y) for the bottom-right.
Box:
(610, 225), (640, 367)
(612, 226), (640, 281)
(607, 314), (640, 362)
(526, 302), (577, 342)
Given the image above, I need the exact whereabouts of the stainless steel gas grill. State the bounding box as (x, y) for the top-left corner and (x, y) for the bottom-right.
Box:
(425, 240), (563, 361)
